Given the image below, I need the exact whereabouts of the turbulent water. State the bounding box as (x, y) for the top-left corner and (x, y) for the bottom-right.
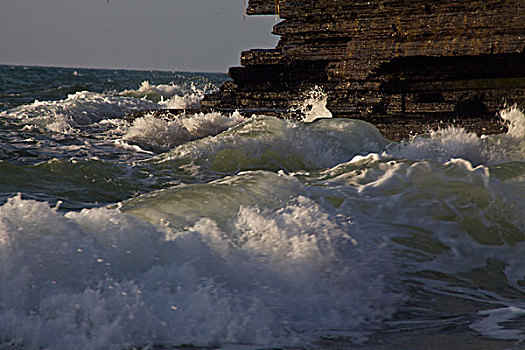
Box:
(0, 64), (524, 350)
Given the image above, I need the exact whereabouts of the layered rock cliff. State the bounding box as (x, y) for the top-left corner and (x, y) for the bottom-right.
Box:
(201, 0), (525, 140)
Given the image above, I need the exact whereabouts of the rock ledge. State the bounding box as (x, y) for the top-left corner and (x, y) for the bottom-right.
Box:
(200, 0), (524, 140)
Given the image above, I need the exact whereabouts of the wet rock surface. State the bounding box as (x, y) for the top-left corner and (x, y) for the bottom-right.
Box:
(199, 0), (524, 140)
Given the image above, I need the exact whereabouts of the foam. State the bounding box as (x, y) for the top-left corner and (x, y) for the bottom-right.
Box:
(0, 91), (159, 132)
(120, 80), (206, 109)
(0, 194), (401, 349)
(293, 86), (333, 123)
(384, 106), (525, 166)
(122, 111), (244, 152)
(0, 80), (212, 134)
(120, 81), (186, 101)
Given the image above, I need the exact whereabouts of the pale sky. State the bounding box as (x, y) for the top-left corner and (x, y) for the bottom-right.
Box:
(0, 0), (279, 72)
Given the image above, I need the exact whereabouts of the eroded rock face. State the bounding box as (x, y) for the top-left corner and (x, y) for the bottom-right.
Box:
(201, 0), (525, 140)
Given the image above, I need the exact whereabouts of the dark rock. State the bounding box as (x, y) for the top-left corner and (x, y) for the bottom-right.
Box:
(200, 0), (525, 141)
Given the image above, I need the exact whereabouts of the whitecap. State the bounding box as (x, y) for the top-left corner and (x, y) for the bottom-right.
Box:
(0, 91), (159, 132)
(122, 111), (245, 152)
(385, 107), (525, 166)
(120, 80), (207, 109)
(0, 194), (402, 349)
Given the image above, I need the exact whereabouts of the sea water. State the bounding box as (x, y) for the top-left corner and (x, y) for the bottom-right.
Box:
(0, 65), (524, 349)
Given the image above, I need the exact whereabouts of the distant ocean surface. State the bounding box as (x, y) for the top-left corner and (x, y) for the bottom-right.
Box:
(0, 64), (524, 350)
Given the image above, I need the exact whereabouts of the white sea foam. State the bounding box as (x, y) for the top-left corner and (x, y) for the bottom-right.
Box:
(123, 115), (193, 152)
(294, 86), (333, 123)
(123, 111), (245, 152)
(0, 81), (210, 134)
(0, 91), (159, 132)
(385, 106), (525, 166)
(121, 81), (186, 101)
(0, 194), (401, 349)
(121, 80), (205, 109)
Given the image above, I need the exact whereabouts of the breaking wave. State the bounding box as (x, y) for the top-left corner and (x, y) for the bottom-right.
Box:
(0, 81), (211, 133)
(0, 193), (402, 349)
(123, 111), (245, 152)
(385, 106), (525, 166)
(120, 80), (206, 109)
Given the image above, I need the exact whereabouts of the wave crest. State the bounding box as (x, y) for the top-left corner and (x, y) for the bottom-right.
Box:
(122, 111), (245, 152)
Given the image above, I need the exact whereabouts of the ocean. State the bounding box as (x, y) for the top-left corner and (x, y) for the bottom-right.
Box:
(0, 64), (524, 349)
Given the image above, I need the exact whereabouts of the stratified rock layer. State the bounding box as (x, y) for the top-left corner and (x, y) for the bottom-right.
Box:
(201, 0), (525, 140)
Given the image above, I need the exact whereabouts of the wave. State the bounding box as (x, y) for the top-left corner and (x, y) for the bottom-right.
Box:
(317, 153), (525, 336)
(3, 68), (525, 348)
(156, 116), (388, 176)
(0, 159), (152, 210)
(385, 106), (525, 166)
(3, 152), (524, 348)
(122, 111), (245, 152)
(120, 80), (208, 109)
(0, 81), (210, 133)
(0, 192), (402, 349)
(0, 91), (159, 132)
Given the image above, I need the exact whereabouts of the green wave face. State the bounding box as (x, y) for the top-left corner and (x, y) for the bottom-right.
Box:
(153, 116), (388, 178)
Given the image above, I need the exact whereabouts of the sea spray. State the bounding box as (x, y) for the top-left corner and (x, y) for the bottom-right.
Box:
(0, 193), (402, 349)
(384, 106), (525, 166)
(123, 111), (244, 152)
(384, 126), (485, 165)
(293, 86), (333, 123)
(120, 80), (209, 109)
(120, 81), (188, 102)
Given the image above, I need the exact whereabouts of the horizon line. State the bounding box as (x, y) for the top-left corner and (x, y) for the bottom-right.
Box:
(0, 62), (228, 75)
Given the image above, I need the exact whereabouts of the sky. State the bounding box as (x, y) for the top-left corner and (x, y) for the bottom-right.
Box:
(0, 0), (279, 72)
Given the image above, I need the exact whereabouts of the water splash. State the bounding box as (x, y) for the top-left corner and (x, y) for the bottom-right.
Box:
(122, 111), (244, 152)
(120, 81), (205, 109)
(294, 86), (333, 123)
(501, 105), (525, 140)
(385, 126), (485, 165)
(385, 106), (525, 166)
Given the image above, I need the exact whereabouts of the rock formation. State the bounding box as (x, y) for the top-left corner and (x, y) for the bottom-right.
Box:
(201, 0), (525, 140)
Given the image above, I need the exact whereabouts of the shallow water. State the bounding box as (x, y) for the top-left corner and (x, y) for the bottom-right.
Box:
(0, 65), (524, 349)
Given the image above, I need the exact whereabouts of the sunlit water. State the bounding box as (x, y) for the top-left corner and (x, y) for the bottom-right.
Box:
(0, 65), (524, 350)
